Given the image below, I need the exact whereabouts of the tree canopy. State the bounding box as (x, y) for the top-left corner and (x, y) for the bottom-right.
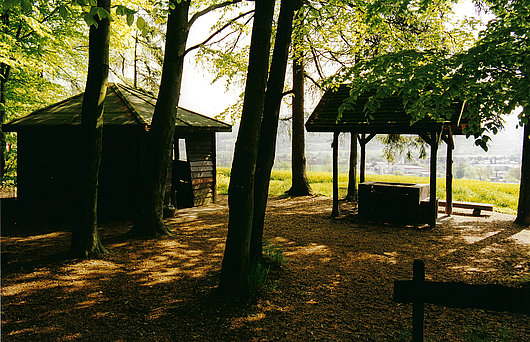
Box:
(330, 0), (528, 148)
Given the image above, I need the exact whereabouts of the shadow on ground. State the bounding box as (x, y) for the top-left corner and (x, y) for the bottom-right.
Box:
(1, 195), (529, 341)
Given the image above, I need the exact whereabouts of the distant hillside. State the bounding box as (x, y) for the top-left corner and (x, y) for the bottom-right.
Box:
(216, 113), (524, 175)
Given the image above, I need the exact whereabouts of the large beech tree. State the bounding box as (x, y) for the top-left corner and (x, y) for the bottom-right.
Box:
(287, 51), (311, 196)
(251, 0), (300, 266)
(131, 0), (191, 237)
(71, 0), (110, 257)
(219, 0), (276, 295)
(131, 0), (244, 237)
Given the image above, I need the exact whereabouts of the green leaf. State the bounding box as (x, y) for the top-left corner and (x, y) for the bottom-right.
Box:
(20, 0), (32, 12)
(58, 5), (69, 19)
(97, 7), (110, 20)
(136, 16), (146, 30)
(83, 12), (97, 28)
(126, 13), (134, 26)
(2, 0), (18, 10)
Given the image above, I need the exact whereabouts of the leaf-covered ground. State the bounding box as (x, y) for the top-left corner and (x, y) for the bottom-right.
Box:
(1, 195), (529, 341)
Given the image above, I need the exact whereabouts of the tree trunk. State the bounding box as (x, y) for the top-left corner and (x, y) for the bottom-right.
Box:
(219, 0), (275, 296)
(287, 53), (311, 196)
(131, 0), (190, 237)
(332, 131), (339, 217)
(0, 14), (10, 179)
(0, 63), (10, 180)
(515, 122), (530, 225)
(345, 132), (358, 201)
(71, 0), (110, 258)
(251, 0), (298, 267)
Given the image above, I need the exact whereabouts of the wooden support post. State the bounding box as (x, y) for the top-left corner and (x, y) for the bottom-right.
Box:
(332, 131), (339, 217)
(429, 132), (439, 228)
(358, 133), (375, 184)
(212, 132), (217, 204)
(359, 134), (366, 183)
(445, 133), (453, 215)
(412, 259), (425, 342)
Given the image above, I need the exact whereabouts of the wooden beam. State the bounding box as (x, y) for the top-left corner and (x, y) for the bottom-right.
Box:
(444, 126), (454, 215)
(332, 131), (339, 217)
(363, 133), (376, 144)
(358, 133), (370, 183)
(429, 131), (438, 228)
(418, 133), (431, 146)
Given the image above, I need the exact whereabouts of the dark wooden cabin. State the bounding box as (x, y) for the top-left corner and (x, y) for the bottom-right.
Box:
(3, 83), (231, 220)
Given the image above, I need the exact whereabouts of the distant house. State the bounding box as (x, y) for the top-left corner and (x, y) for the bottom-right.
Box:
(3, 83), (231, 220)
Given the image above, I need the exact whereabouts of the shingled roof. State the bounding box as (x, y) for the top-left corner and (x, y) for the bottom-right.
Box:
(3, 83), (231, 132)
(306, 84), (467, 134)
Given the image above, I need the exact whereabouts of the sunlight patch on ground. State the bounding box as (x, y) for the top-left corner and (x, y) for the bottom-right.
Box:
(269, 236), (296, 246)
(154, 240), (189, 249)
(76, 299), (100, 310)
(230, 312), (267, 329)
(133, 249), (213, 286)
(93, 312), (110, 319)
(14, 269), (52, 281)
(61, 260), (121, 278)
(7, 232), (68, 243)
(1, 279), (58, 296)
(449, 264), (498, 274)
(285, 243), (330, 257)
(355, 252), (398, 265)
(147, 307), (165, 320)
(57, 332), (83, 341)
(207, 237), (224, 242)
(478, 244), (504, 254)
(441, 235), (457, 242)
(461, 231), (500, 244)
(509, 229), (530, 247)
(438, 248), (458, 257)
(8, 325), (56, 336)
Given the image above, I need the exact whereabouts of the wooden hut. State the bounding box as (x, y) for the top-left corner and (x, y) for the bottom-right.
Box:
(3, 83), (231, 220)
(305, 84), (469, 227)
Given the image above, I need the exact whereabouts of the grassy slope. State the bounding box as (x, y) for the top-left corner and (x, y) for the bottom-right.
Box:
(216, 167), (519, 214)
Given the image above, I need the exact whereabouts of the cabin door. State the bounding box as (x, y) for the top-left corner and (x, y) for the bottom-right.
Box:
(172, 138), (194, 208)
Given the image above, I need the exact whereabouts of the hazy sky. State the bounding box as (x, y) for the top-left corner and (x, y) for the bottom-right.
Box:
(177, 0), (494, 117)
(176, 0), (523, 155)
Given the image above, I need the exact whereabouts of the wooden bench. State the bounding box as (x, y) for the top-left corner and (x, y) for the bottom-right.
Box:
(438, 199), (493, 216)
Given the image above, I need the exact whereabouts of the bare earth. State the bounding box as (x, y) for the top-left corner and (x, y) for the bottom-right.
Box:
(1, 195), (529, 341)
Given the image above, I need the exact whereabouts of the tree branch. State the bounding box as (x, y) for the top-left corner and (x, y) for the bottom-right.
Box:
(304, 72), (321, 89)
(184, 10), (254, 56)
(309, 43), (325, 80)
(188, 0), (243, 28)
(205, 14), (252, 52)
(282, 90), (294, 97)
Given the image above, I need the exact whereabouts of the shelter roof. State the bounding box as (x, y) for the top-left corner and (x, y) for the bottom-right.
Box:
(3, 83), (231, 132)
(306, 84), (468, 135)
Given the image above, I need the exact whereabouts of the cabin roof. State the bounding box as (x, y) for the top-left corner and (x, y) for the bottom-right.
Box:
(3, 83), (232, 132)
(305, 84), (468, 135)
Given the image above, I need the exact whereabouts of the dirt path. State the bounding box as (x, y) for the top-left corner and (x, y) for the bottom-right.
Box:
(1, 195), (529, 341)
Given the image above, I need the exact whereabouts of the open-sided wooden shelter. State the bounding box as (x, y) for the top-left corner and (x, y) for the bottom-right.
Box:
(306, 84), (469, 227)
(3, 83), (231, 220)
